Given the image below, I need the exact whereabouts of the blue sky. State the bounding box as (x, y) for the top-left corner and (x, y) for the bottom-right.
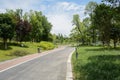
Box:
(0, 0), (101, 36)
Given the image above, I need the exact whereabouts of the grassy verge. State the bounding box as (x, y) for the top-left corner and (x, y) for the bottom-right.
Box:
(0, 41), (55, 62)
(72, 46), (120, 80)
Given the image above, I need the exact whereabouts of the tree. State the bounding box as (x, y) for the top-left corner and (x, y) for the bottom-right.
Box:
(93, 4), (113, 46)
(83, 17), (96, 45)
(110, 26), (120, 48)
(102, 0), (120, 7)
(13, 9), (31, 43)
(92, 0), (120, 48)
(70, 27), (81, 43)
(29, 11), (43, 42)
(41, 16), (52, 41)
(0, 13), (15, 49)
(29, 11), (52, 42)
(85, 1), (98, 44)
(6, 9), (18, 42)
(85, 1), (97, 15)
(72, 14), (83, 44)
(16, 20), (31, 43)
(72, 14), (87, 45)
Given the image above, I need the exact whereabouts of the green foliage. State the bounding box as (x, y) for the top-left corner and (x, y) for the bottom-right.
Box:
(29, 11), (43, 42)
(93, 3), (120, 47)
(0, 13), (15, 49)
(71, 0), (120, 48)
(29, 11), (52, 42)
(72, 46), (120, 80)
(16, 20), (31, 42)
(39, 41), (55, 50)
(72, 14), (88, 45)
(85, 1), (97, 15)
(10, 50), (30, 56)
(41, 16), (52, 41)
(5, 9), (52, 42)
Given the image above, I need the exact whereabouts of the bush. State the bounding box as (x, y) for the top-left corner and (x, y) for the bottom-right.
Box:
(10, 50), (30, 56)
(39, 41), (55, 50)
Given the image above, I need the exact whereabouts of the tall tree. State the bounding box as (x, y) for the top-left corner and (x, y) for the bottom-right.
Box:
(72, 14), (87, 45)
(29, 11), (43, 42)
(102, 0), (120, 47)
(29, 11), (52, 42)
(83, 17), (94, 45)
(16, 20), (31, 43)
(93, 4), (113, 46)
(85, 1), (98, 44)
(41, 16), (52, 41)
(0, 13), (15, 49)
(15, 9), (31, 43)
(85, 1), (97, 15)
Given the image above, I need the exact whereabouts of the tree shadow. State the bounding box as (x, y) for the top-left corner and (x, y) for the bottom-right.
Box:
(0, 42), (29, 50)
(75, 55), (120, 80)
(0, 43), (12, 50)
(8, 42), (20, 46)
(0, 46), (12, 50)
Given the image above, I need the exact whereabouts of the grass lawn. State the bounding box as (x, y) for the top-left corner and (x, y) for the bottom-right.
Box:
(72, 46), (120, 80)
(0, 42), (43, 62)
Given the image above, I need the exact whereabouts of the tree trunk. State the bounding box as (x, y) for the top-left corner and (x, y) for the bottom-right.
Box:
(81, 38), (85, 45)
(92, 29), (95, 43)
(113, 39), (117, 48)
(9, 39), (12, 43)
(102, 41), (105, 46)
(3, 39), (7, 50)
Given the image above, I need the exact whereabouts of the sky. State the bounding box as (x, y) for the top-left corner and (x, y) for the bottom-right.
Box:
(0, 0), (101, 36)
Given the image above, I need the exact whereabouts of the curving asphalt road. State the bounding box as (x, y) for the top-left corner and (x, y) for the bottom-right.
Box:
(0, 46), (74, 80)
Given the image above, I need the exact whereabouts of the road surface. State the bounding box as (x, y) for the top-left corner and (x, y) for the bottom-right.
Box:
(0, 46), (74, 80)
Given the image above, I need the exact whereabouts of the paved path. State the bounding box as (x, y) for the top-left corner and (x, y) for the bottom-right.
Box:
(0, 46), (74, 80)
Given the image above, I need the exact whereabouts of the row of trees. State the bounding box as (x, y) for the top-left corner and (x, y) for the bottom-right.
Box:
(70, 0), (120, 48)
(0, 9), (52, 49)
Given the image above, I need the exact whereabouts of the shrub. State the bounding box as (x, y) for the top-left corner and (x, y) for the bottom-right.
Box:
(10, 50), (30, 56)
(39, 41), (55, 50)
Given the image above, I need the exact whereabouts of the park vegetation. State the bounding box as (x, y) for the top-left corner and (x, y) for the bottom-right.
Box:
(71, 0), (120, 80)
(0, 9), (53, 49)
(0, 9), (70, 61)
(70, 0), (120, 48)
(0, 9), (45, 61)
(72, 46), (120, 80)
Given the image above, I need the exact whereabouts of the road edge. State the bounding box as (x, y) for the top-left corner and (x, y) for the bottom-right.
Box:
(66, 48), (75, 80)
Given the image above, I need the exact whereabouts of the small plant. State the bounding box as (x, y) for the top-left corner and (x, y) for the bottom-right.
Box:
(10, 50), (30, 56)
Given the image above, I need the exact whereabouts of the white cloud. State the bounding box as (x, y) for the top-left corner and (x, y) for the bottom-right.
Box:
(47, 14), (72, 36)
(0, 9), (6, 13)
(0, 0), (41, 11)
(46, 2), (86, 36)
(56, 2), (85, 11)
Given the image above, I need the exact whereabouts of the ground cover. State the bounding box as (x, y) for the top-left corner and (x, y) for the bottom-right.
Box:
(72, 46), (120, 80)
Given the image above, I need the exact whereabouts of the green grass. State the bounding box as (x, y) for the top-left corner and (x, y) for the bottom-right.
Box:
(0, 42), (55, 62)
(72, 46), (120, 80)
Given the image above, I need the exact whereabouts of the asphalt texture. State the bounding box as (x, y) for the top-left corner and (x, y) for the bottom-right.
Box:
(0, 47), (74, 80)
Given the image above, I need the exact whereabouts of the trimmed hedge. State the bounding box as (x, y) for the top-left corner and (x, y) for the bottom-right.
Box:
(39, 41), (55, 50)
